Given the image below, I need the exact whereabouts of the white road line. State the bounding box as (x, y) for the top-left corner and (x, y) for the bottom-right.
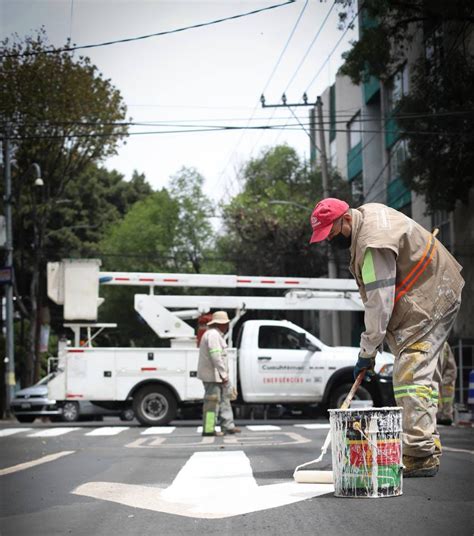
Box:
(85, 427), (129, 436)
(141, 427), (176, 435)
(294, 423), (331, 430)
(196, 426), (221, 433)
(246, 425), (281, 431)
(0, 450), (75, 476)
(28, 428), (81, 437)
(444, 446), (474, 455)
(0, 428), (32, 437)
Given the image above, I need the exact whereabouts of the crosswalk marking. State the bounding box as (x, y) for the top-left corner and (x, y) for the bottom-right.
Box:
(141, 427), (176, 435)
(295, 424), (331, 430)
(27, 427), (81, 437)
(1, 423), (330, 439)
(85, 427), (129, 436)
(0, 428), (32, 437)
(246, 425), (281, 431)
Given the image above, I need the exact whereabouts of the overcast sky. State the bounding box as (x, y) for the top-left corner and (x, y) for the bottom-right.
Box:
(1, 0), (358, 206)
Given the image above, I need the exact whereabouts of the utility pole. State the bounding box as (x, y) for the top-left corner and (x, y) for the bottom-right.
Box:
(2, 127), (15, 416)
(261, 94), (341, 345)
(316, 96), (341, 345)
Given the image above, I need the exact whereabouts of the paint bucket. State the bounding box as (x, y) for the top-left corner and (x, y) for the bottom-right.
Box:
(328, 407), (403, 498)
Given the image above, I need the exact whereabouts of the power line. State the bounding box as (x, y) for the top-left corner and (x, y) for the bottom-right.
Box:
(216, 0), (310, 203)
(10, 123), (474, 141)
(304, 3), (362, 94)
(269, 1), (348, 149)
(1, 0), (296, 58)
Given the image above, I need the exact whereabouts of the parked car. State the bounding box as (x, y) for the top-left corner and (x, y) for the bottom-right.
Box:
(10, 374), (135, 423)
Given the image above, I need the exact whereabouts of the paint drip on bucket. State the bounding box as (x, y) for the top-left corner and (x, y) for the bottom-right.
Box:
(329, 407), (403, 498)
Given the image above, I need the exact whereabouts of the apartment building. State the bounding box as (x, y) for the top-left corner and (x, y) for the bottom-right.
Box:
(313, 11), (473, 347)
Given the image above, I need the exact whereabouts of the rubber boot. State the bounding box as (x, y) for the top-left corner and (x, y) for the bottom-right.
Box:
(202, 394), (219, 436)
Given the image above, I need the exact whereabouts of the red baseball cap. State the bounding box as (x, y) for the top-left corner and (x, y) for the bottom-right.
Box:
(309, 198), (349, 243)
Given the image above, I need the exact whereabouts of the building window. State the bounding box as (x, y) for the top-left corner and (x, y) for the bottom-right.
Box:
(432, 210), (452, 251)
(387, 64), (409, 112)
(330, 139), (337, 169)
(389, 138), (408, 182)
(347, 112), (361, 149)
(351, 173), (364, 206)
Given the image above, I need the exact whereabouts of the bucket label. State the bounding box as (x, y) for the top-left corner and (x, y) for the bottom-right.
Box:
(349, 439), (401, 467)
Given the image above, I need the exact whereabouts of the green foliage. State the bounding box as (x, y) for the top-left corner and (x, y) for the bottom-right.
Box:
(168, 167), (215, 273)
(338, 0), (474, 83)
(219, 145), (350, 277)
(398, 51), (474, 212)
(97, 190), (180, 346)
(0, 29), (133, 382)
(336, 0), (474, 212)
(99, 189), (180, 272)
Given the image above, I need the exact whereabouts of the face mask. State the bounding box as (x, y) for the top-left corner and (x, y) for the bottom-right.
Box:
(331, 232), (352, 250)
(330, 219), (352, 250)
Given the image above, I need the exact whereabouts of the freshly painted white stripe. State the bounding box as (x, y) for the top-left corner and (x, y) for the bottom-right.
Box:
(196, 426), (221, 433)
(85, 427), (129, 436)
(0, 428), (32, 437)
(28, 427), (80, 437)
(0, 450), (75, 476)
(246, 425), (281, 431)
(141, 427), (176, 435)
(73, 450), (334, 519)
(294, 423), (331, 430)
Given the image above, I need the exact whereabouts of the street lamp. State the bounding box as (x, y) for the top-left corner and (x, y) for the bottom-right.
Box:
(2, 154), (42, 416)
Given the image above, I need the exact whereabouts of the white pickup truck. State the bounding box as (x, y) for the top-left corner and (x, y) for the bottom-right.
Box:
(47, 260), (395, 426)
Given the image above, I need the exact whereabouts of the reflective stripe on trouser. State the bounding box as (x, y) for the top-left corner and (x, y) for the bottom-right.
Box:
(202, 382), (236, 432)
(393, 300), (460, 458)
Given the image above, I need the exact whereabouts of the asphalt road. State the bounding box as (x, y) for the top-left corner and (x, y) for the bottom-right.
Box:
(0, 418), (473, 536)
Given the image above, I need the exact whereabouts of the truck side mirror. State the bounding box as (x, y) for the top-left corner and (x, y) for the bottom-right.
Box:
(305, 340), (319, 352)
(298, 333), (318, 352)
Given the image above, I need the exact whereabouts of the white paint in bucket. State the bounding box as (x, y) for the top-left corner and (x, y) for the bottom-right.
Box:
(328, 407), (403, 498)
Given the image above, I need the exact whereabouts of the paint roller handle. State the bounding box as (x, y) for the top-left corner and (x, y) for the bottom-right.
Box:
(341, 370), (366, 410)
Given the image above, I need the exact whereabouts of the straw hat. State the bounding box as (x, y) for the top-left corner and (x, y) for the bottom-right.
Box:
(207, 311), (230, 325)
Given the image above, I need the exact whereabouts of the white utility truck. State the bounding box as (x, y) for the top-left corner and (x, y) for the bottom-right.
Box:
(47, 259), (394, 425)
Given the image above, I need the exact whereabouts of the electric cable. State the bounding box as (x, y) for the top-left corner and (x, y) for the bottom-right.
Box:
(1, 0), (296, 58)
(215, 0), (310, 202)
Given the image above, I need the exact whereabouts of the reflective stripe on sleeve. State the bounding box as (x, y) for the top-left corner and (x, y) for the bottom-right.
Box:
(362, 249), (376, 285)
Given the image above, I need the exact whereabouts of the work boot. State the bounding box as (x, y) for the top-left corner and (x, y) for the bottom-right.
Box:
(403, 455), (439, 478)
(437, 418), (453, 426)
(225, 427), (242, 434)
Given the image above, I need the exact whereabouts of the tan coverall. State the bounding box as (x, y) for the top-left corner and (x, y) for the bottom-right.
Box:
(197, 327), (236, 433)
(349, 204), (464, 459)
(437, 342), (457, 423)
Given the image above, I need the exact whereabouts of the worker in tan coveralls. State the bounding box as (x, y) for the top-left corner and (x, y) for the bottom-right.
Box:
(309, 198), (464, 477)
(197, 311), (241, 436)
(437, 342), (457, 426)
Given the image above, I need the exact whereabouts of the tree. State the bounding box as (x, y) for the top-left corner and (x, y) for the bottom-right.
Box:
(1, 29), (129, 384)
(97, 190), (180, 347)
(336, 0), (474, 212)
(219, 145), (350, 277)
(168, 167), (215, 273)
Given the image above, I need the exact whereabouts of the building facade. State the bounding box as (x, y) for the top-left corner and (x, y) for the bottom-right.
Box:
(312, 11), (473, 352)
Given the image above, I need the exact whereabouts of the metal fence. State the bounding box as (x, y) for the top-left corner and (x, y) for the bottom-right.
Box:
(451, 339), (474, 405)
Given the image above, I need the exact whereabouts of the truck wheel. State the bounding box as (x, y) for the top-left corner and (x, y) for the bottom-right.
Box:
(17, 415), (35, 423)
(133, 385), (177, 426)
(329, 383), (372, 409)
(62, 401), (80, 422)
